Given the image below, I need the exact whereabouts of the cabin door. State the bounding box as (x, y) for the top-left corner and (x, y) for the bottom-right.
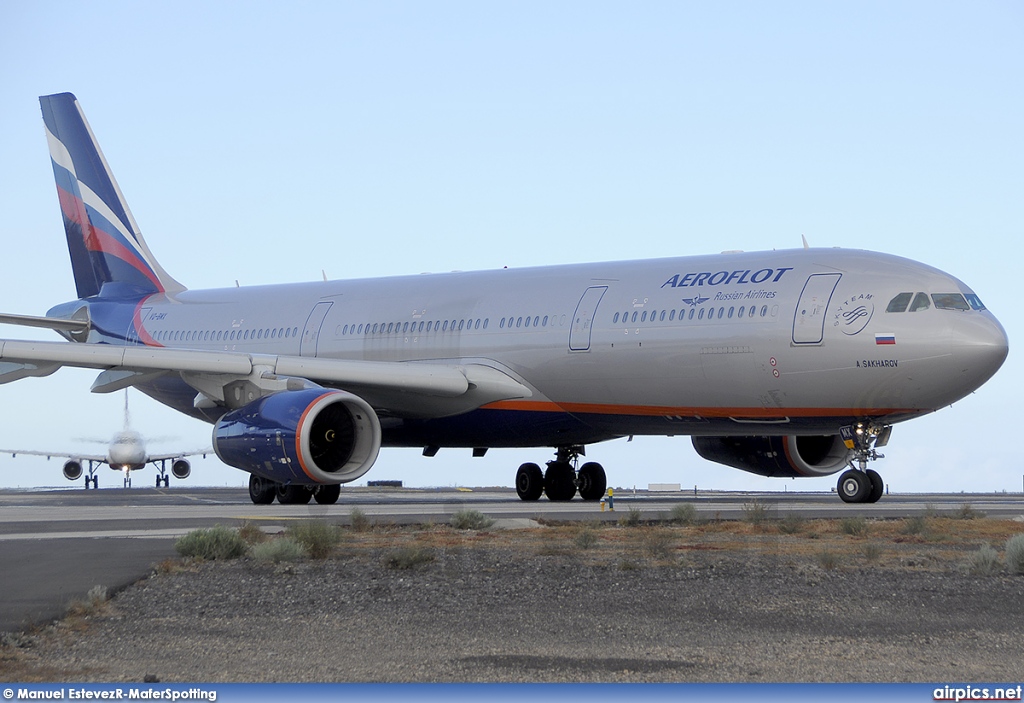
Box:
(300, 301), (333, 357)
(792, 273), (841, 345)
(569, 286), (608, 352)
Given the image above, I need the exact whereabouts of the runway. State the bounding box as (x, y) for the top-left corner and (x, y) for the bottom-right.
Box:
(2, 485), (1022, 633)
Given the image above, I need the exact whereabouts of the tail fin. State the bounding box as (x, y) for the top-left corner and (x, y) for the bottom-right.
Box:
(39, 93), (184, 299)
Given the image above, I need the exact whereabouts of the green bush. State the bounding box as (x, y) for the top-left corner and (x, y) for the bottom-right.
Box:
(742, 499), (773, 526)
(618, 507), (643, 527)
(840, 517), (869, 536)
(349, 508), (372, 532)
(954, 503), (985, 520)
(862, 542), (883, 563)
(175, 525), (248, 560)
(966, 544), (1002, 576)
(384, 546), (435, 570)
(286, 521), (340, 559)
(903, 515), (927, 535)
(777, 514), (805, 535)
(251, 538), (306, 563)
(450, 509), (495, 530)
(1005, 534), (1024, 574)
(574, 527), (598, 550)
(816, 549), (840, 571)
(668, 503), (698, 525)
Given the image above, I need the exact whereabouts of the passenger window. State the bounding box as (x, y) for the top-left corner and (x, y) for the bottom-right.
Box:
(443, 321), (449, 331)
(660, 310), (666, 322)
(517, 317), (522, 328)
(886, 292), (913, 313)
(631, 311), (638, 323)
(613, 312), (619, 323)
(932, 293), (970, 311)
(728, 307), (734, 319)
(760, 306), (768, 317)
(458, 320), (464, 330)
(534, 316), (540, 327)
(484, 318), (489, 329)
(688, 309), (695, 320)
(641, 311), (647, 322)
(718, 308), (725, 319)
(669, 309), (675, 321)
(698, 309), (705, 320)
(909, 292), (931, 312)
(737, 306), (744, 319)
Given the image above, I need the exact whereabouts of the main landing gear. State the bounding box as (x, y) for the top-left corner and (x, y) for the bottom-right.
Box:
(248, 475), (342, 505)
(515, 446), (606, 502)
(836, 422), (892, 504)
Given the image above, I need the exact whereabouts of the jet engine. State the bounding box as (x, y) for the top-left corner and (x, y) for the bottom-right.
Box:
(213, 388), (381, 485)
(691, 435), (852, 478)
(171, 459), (191, 480)
(63, 459), (83, 481)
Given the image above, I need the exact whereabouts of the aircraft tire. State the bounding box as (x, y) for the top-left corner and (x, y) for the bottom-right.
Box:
(544, 461), (577, 502)
(314, 484), (342, 505)
(515, 463), (544, 501)
(577, 462), (607, 501)
(837, 469), (870, 503)
(866, 469), (884, 503)
(277, 484), (312, 505)
(248, 475), (276, 504)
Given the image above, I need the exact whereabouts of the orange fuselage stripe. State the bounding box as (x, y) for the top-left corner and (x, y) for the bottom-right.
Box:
(481, 400), (918, 418)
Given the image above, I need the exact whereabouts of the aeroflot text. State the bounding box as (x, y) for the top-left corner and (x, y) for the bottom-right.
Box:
(662, 268), (793, 288)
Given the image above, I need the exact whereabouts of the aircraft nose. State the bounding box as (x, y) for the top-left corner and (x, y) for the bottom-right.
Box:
(949, 313), (1009, 390)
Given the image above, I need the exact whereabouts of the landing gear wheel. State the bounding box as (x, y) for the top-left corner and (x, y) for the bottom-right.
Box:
(577, 462), (607, 501)
(838, 469), (871, 504)
(277, 484), (312, 505)
(544, 461), (577, 502)
(866, 469), (884, 503)
(515, 462), (544, 501)
(248, 475), (276, 504)
(314, 484), (342, 505)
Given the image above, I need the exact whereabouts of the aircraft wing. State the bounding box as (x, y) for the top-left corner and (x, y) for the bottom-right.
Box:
(0, 449), (107, 463)
(147, 449), (212, 462)
(0, 339), (532, 418)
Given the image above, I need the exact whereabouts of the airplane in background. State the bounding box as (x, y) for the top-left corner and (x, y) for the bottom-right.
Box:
(1, 391), (209, 489)
(0, 93), (1008, 505)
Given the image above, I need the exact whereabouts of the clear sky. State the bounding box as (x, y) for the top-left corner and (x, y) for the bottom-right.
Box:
(0, 2), (1019, 493)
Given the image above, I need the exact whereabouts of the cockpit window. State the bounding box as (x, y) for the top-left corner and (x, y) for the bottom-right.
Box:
(964, 293), (986, 311)
(932, 293), (970, 311)
(909, 292), (931, 312)
(886, 292), (913, 313)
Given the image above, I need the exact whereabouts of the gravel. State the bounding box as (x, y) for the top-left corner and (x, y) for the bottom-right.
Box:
(7, 531), (1024, 683)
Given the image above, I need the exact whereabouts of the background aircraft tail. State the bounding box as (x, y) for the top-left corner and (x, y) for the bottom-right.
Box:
(39, 93), (184, 299)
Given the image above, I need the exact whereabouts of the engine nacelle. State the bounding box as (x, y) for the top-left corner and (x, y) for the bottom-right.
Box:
(692, 435), (852, 478)
(171, 459), (191, 480)
(213, 388), (381, 485)
(63, 459), (83, 481)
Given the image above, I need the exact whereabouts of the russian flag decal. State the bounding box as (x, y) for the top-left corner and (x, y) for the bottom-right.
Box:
(875, 333), (896, 345)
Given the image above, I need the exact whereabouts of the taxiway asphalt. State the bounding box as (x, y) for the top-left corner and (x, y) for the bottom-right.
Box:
(2, 486), (1022, 633)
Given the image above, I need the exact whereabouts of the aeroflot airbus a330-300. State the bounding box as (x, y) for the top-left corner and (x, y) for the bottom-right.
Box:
(0, 93), (1008, 505)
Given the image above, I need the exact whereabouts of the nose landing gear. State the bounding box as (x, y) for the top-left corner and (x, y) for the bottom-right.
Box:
(837, 423), (891, 504)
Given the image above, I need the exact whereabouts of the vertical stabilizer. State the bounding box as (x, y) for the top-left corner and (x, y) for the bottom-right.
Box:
(39, 93), (185, 299)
